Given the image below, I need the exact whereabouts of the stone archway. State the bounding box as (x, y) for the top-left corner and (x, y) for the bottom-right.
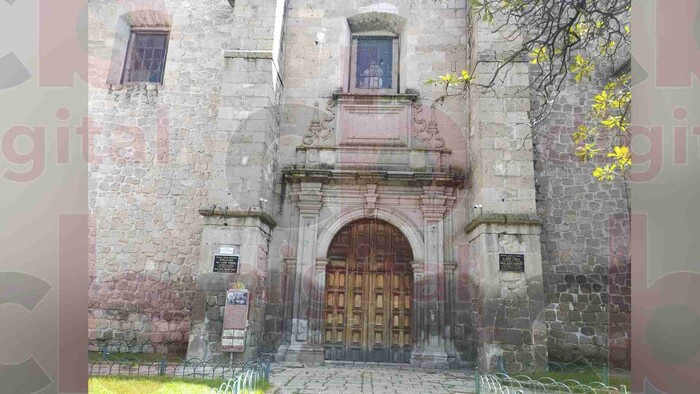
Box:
(322, 218), (414, 363)
(316, 206), (425, 264)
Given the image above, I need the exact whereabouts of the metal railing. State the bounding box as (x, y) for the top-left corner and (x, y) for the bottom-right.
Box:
(210, 360), (269, 394)
(88, 342), (270, 382)
(476, 369), (629, 394)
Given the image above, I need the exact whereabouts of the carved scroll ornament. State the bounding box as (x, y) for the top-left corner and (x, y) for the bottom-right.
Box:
(302, 98), (336, 146)
(412, 101), (445, 149)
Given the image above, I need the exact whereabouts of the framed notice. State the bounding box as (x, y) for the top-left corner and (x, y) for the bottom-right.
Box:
(213, 254), (239, 273)
(222, 289), (249, 352)
(499, 253), (525, 272)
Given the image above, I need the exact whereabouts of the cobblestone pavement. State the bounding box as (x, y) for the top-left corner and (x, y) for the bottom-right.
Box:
(269, 362), (477, 394)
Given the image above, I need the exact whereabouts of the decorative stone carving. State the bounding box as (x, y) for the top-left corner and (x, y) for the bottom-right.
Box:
(364, 184), (379, 215)
(413, 102), (445, 149)
(302, 99), (336, 146)
(420, 185), (450, 221)
(290, 182), (324, 215)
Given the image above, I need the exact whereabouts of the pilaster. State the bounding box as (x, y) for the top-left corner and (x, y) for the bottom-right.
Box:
(411, 186), (453, 368)
(282, 182), (325, 365)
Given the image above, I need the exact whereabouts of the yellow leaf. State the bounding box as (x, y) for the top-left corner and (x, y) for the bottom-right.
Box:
(592, 164), (617, 181)
(530, 47), (548, 64)
(607, 146), (631, 168)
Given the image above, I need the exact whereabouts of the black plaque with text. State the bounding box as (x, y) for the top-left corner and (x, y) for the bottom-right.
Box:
(213, 255), (239, 273)
(499, 253), (525, 272)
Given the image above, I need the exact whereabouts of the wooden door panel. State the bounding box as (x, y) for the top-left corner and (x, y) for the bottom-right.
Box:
(323, 219), (413, 363)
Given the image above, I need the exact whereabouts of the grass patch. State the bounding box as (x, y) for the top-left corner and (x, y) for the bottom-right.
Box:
(526, 370), (630, 391)
(89, 376), (271, 394)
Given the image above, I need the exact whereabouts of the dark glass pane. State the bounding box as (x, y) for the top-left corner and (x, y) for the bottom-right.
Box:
(356, 37), (392, 89)
(126, 32), (168, 83)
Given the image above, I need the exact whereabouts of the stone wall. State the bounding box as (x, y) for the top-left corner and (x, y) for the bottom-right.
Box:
(89, 0), (285, 353)
(532, 60), (631, 368)
(88, 0), (237, 352)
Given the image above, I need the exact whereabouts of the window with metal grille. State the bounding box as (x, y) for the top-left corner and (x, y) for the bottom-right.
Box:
(355, 37), (393, 90)
(122, 31), (169, 84)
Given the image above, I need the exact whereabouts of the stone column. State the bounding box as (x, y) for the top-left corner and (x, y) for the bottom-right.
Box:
(411, 261), (426, 358)
(310, 259), (329, 344)
(443, 187), (458, 364)
(411, 185), (450, 368)
(444, 261), (458, 364)
(275, 257), (296, 360)
(285, 182), (325, 365)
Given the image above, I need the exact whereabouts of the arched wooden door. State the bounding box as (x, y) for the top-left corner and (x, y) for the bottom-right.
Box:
(323, 219), (413, 363)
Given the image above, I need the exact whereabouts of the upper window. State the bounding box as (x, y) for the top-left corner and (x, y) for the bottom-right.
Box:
(350, 35), (399, 94)
(356, 37), (393, 89)
(122, 30), (169, 84)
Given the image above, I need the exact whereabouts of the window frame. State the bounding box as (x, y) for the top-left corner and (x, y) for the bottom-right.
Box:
(121, 27), (170, 85)
(349, 33), (399, 95)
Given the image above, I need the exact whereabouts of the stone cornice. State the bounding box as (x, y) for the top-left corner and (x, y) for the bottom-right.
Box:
(465, 212), (541, 234)
(283, 168), (464, 188)
(198, 206), (277, 228)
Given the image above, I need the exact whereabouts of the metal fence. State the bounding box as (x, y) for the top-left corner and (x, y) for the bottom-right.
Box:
(476, 370), (629, 394)
(211, 361), (268, 394)
(88, 342), (271, 382)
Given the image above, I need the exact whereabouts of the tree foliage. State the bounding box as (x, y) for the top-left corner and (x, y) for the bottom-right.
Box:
(429, 0), (631, 182)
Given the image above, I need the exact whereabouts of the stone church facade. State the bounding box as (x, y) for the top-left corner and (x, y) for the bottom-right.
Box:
(88, 0), (631, 373)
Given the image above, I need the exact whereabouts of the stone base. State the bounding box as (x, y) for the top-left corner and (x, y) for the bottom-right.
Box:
(410, 350), (450, 369)
(283, 343), (325, 366)
(275, 343), (289, 361)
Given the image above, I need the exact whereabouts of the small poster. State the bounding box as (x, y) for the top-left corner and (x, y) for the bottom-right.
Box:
(213, 255), (239, 273)
(227, 291), (248, 305)
(222, 289), (249, 352)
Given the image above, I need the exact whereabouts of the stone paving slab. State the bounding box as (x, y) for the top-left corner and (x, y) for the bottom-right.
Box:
(269, 363), (477, 394)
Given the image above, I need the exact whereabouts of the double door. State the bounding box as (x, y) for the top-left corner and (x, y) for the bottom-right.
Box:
(323, 219), (413, 363)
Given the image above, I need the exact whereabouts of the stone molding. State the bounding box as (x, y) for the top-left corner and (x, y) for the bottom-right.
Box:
(443, 261), (457, 273)
(420, 185), (454, 221)
(284, 168), (463, 188)
(198, 206), (277, 228)
(223, 50), (273, 59)
(289, 182), (323, 215)
(465, 212), (542, 234)
(314, 259), (329, 272)
(346, 11), (407, 35)
(283, 257), (297, 270)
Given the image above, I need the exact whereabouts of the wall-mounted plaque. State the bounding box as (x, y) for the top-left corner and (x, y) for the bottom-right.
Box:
(499, 253), (525, 272)
(213, 255), (239, 273)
